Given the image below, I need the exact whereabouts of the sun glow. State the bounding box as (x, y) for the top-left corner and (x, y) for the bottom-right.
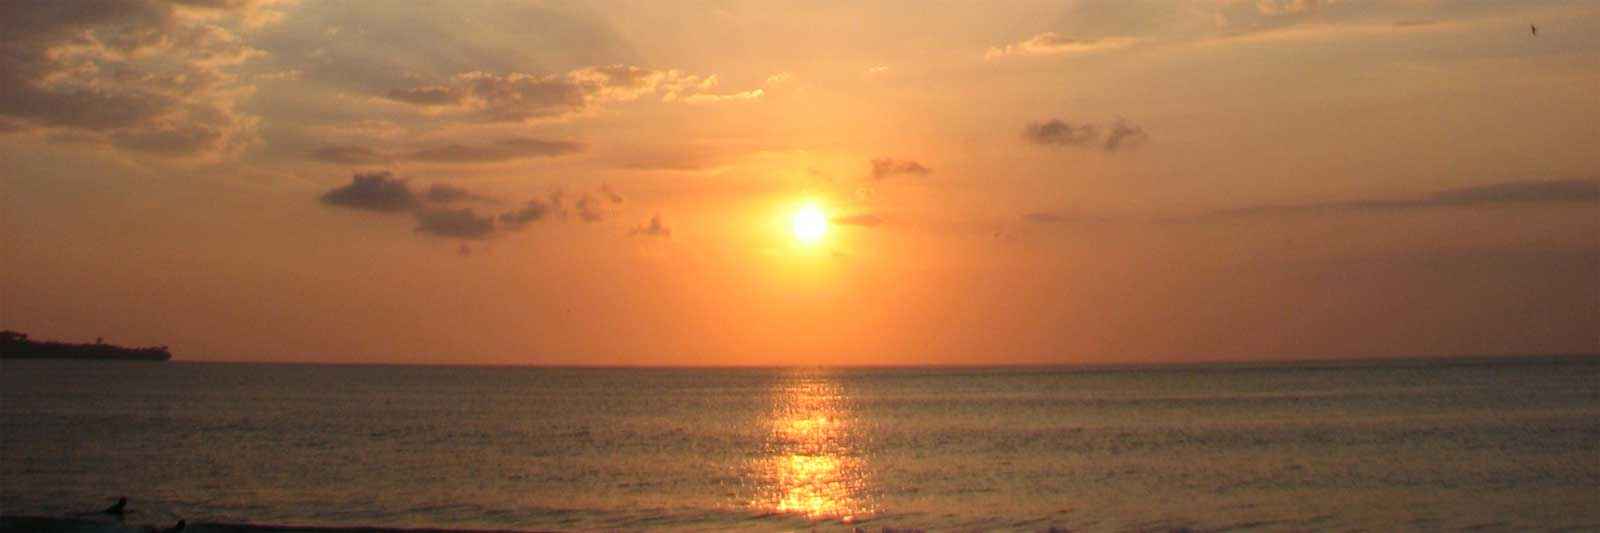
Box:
(791, 204), (828, 244)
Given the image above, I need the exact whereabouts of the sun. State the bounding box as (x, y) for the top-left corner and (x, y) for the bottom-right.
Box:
(792, 204), (828, 244)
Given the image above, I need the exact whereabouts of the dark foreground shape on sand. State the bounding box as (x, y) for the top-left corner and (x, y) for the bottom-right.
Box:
(103, 497), (128, 516)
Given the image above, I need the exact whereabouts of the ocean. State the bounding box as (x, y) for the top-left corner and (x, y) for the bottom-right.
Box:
(2, 357), (1597, 531)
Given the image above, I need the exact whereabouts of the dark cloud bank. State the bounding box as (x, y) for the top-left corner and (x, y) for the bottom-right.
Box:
(319, 171), (633, 242)
(871, 158), (932, 179)
(1202, 179), (1599, 219)
(309, 138), (584, 164)
(629, 214), (671, 238)
(0, 0), (268, 156)
(1023, 118), (1148, 152)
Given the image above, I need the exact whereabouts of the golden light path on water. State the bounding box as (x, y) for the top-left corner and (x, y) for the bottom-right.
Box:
(750, 373), (874, 523)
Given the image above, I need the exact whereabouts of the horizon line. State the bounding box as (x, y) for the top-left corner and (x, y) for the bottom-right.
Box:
(154, 352), (1600, 370)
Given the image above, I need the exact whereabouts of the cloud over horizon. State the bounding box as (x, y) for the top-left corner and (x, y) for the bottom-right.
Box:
(319, 172), (630, 243)
(309, 138), (584, 165)
(415, 207), (496, 239)
(870, 158), (932, 179)
(403, 138), (585, 163)
(629, 214), (671, 237)
(382, 65), (754, 122)
(1024, 118), (1148, 152)
(1198, 180), (1600, 219)
(319, 171), (419, 212)
(985, 33), (1137, 60)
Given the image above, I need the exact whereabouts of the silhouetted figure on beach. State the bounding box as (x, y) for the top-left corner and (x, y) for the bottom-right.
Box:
(102, 497), (127, 516)
(1531, 25), (1537, 36)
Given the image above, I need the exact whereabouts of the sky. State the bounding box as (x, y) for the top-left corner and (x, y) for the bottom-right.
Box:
(1, 0), (1596, 365)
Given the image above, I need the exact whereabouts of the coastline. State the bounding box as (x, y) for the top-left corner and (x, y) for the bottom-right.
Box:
(0, 516), (549, 533)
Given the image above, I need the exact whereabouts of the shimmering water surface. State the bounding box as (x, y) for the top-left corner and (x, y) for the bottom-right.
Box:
(3, 357), (1597, 531)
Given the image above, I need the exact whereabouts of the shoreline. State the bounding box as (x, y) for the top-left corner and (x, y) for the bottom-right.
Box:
(0, 516), (551, 533)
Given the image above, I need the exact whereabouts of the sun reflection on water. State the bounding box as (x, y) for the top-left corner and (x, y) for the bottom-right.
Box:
(752, 374), (873, 522)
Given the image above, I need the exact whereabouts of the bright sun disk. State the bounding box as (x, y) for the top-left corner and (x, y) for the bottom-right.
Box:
(792, 204), (828, 244)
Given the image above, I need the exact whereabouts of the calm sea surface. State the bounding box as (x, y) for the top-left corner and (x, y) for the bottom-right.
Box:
(2, 357), (1597, 531)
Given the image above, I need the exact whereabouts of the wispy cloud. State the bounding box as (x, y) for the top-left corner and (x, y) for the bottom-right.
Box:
(630, 214), (671, 237)
(0, 0), (272, 157)
(871, 158), (932, 179)
(425, 184), (491, 204)
(309, 138), (583, 165)
(382, 65), (757, 121)
(1024, 118), (1148, 152)
(683, 89), (764, 104)
(985, 33), (1137, 60)
(499, 196), (562, 228)
(310, 145), (389, 165)
(1255, 0), (1334, 17)
(320, 172), (628, 243)
(403, 138), (584, 163)
(415, 208), (496, 239)
(1197, 180), (1599, 219)
(319, 171), (419, 212)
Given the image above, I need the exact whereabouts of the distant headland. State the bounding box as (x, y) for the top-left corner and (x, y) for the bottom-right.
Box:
(0, 331), (171, 361)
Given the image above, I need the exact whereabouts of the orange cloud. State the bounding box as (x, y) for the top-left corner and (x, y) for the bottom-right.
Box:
(985, 33), (1137, 59)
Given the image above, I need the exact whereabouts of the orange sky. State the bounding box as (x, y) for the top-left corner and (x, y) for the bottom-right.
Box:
(2, 0), (1596, 365)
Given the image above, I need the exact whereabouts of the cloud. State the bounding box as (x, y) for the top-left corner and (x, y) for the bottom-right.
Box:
(314, 168), (631, 247)
(392, 71), (583, 121)
(498, 185), (620, 228)
(600, 183), (624, 203)
(832, 214), (884, 227)
(1202, 180), (1600, 219)
(612, 145), (725, 171)
(1255, 0), (1333, 17)
(1023, 119), (1099, 147)
(1103, 119), (1149, 152)
(765, 72), (793, 86)
(310, 144), (389, 165)
(0, 0), (269, 157)
(630, 214), (671, 237)
(403, 138), (584, 163)
(414, 208), (497, 239)
(319, 171), (419, 212)
(425, 183), (488, 204)
(985, 33), (1137, 60)
(684, 89), (764, 104)
(385, 85), (460, 106)
(871, 158), (932, 179)
(1428, 180), (1598, 205)
(308, 138), (583, 165)
(1024, 117), (1148, 152)
(575, 193), (607, 222)
(108, 123), (234, 156)
(383, 65), (749, 121)
(499, 195), (563, 228)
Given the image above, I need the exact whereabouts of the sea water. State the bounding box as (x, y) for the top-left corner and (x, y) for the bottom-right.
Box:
(2, 357), (1597, 531)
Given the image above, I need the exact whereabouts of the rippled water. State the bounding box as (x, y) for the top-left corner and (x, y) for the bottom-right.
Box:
(3, 357), (1597, 531)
